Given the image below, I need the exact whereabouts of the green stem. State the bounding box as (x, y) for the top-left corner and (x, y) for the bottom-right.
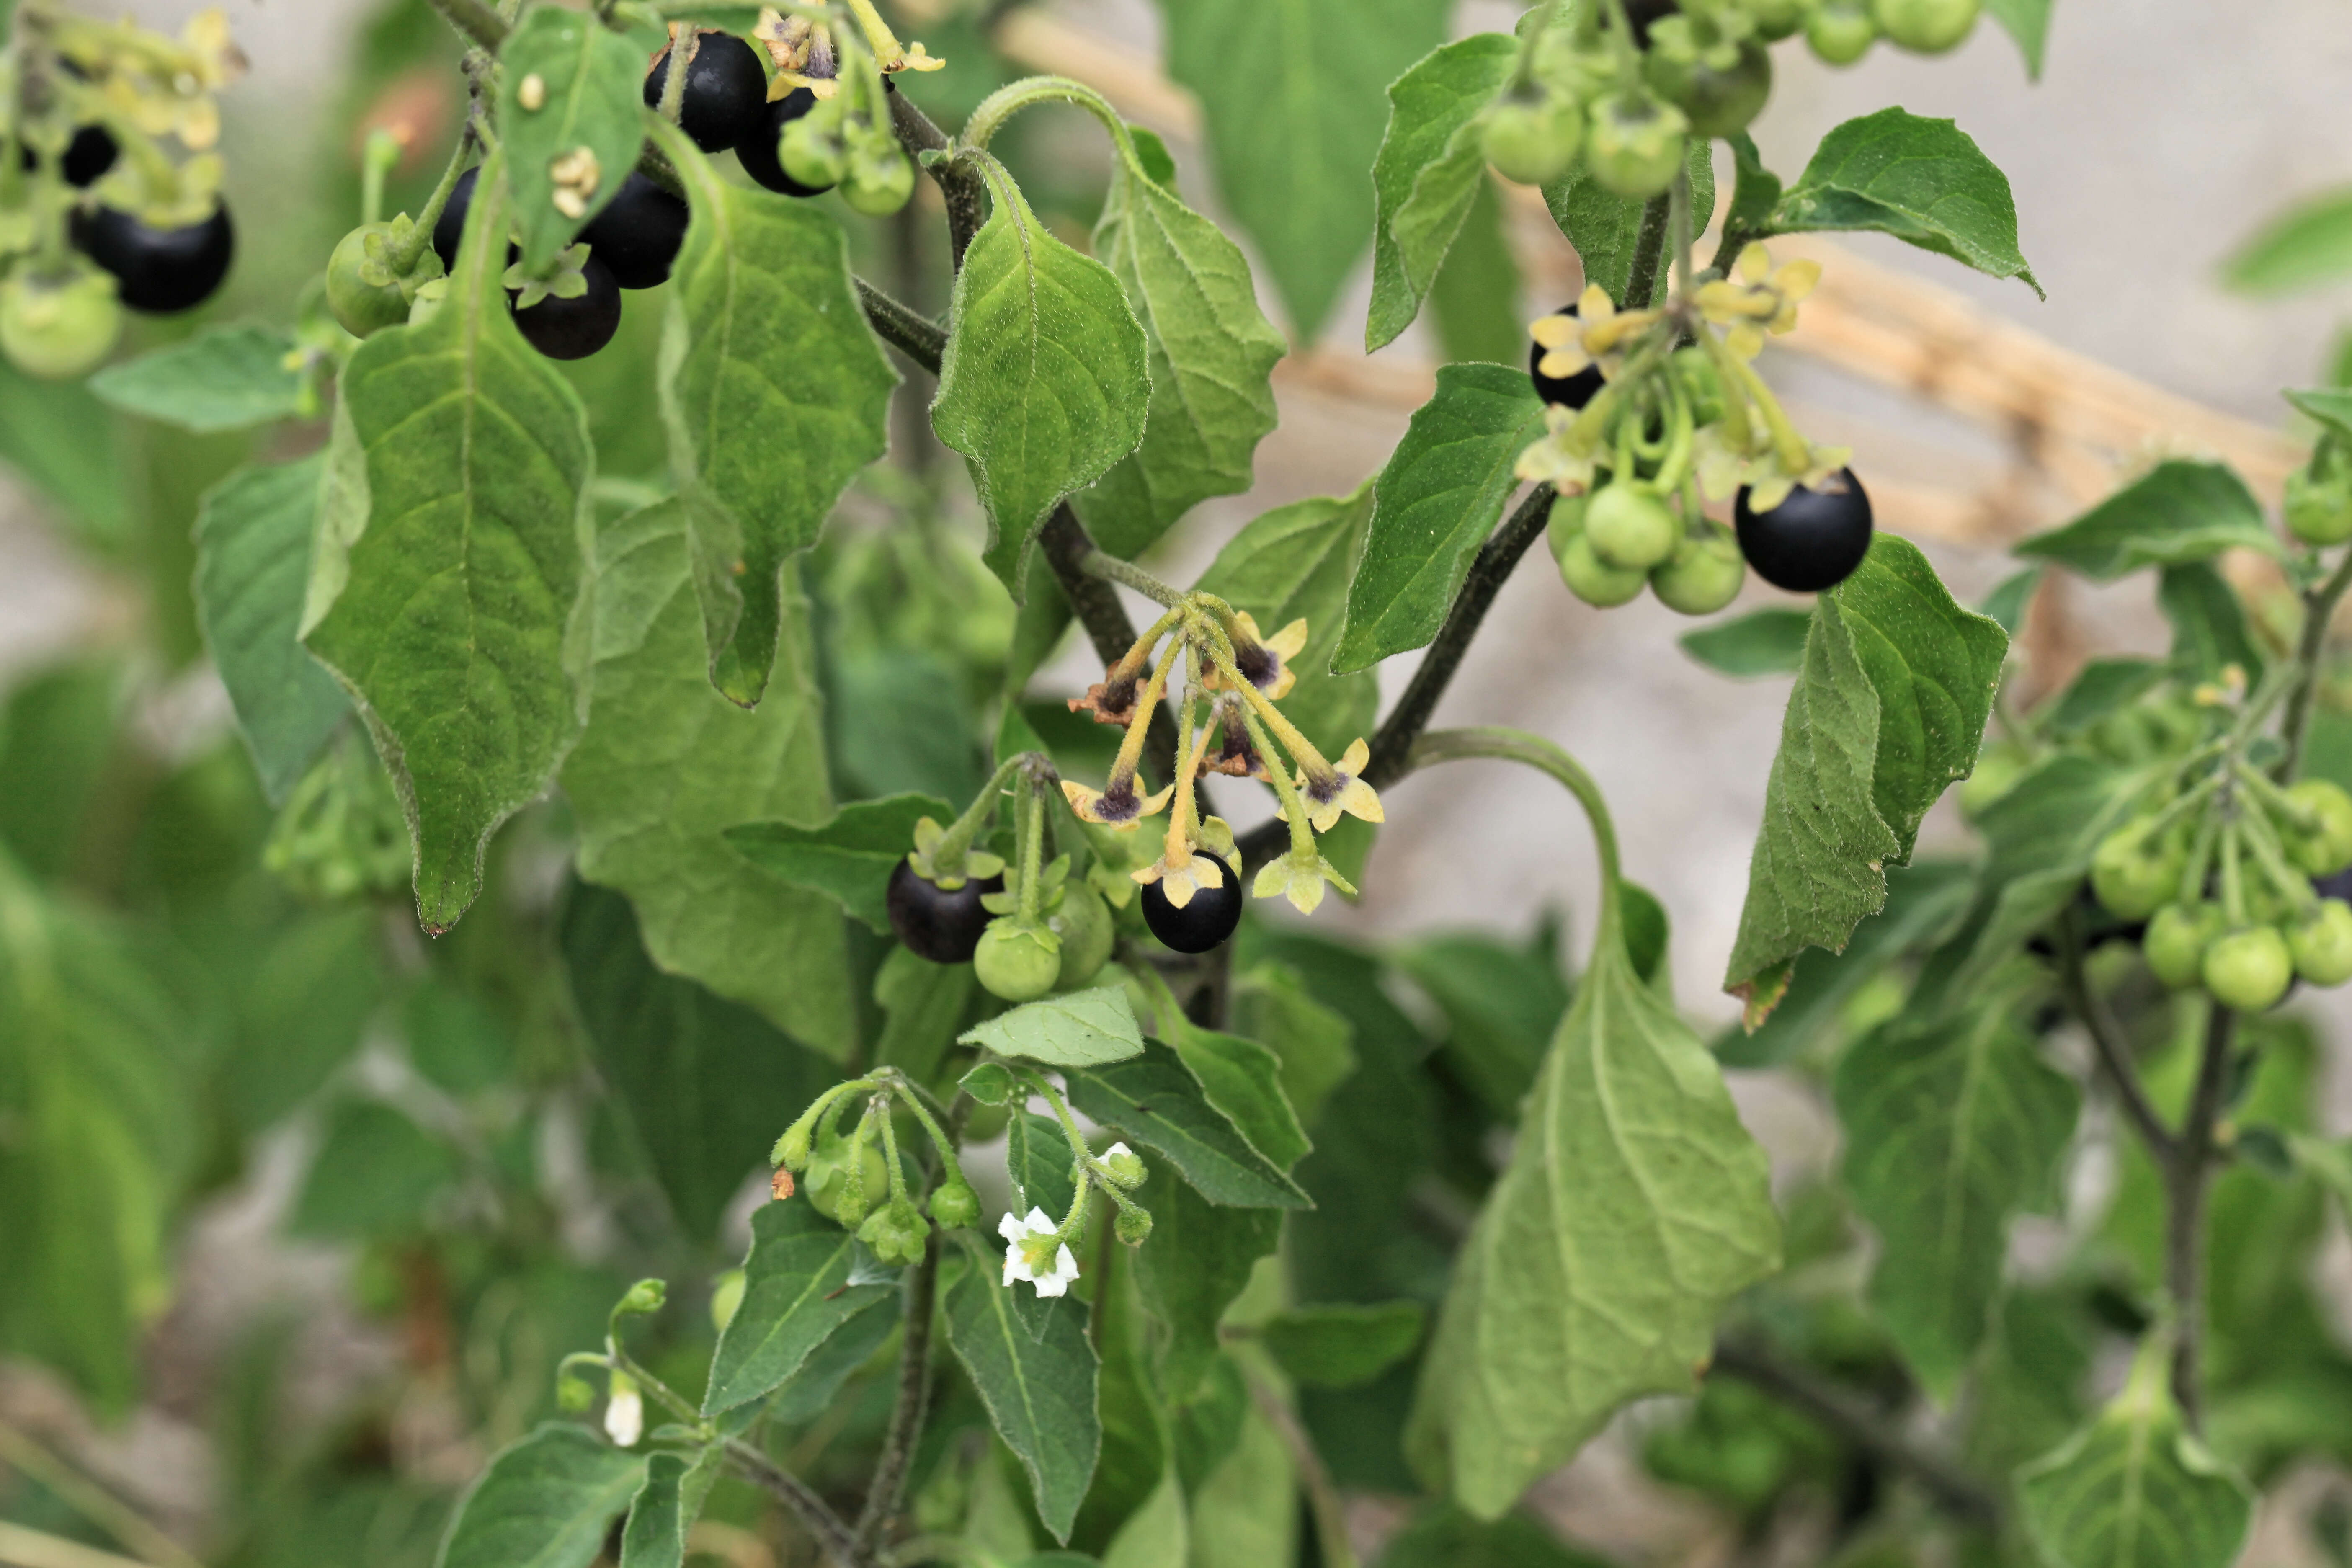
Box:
(960, 73), (1128, 155)
(2275, 546), (2352, 783)
(1670, 162), (1693, 301)
(1080, 549), (1184, 608)
(1626, 188), (1671, 307)
(2052, 906), (2177, 1161)
(360, 127), (400, 227)
(1405, 728), (1622, 933)
(657, 22), (692, 124)
(877, 1093), (911, 1205)
(392, 127), (477, 273)
(852, 1238), (941, 1556)
(423, 0), (507, 50)
(927, 754), (1027, 874)
(2166, 1003), (2236, 1426)
(1012, 779), (1047, 926)
(1240, 704), (1319, 859)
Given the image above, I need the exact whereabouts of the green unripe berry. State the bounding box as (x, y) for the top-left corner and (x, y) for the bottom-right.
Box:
(2202, 926), (2293, 1012)
(2290, 899), (2352, 987)
(1747, 0), (1816, 41)
(2144, 901), (2223, 990)
(857, 1198), (932, 1266)
(1807, 0), (1877, 63)
(1646, 38), (1772, 139)
(1585, 481), (1682, 571)
(804, 1133), (890, 1227)
(2285, 779), (2352, 877)
(1584, 92), (1689, 200)
(1114, 1207), (1153, 1245)
(1051, 885), (1115, 990)
(1871, 0), (1979, 53)
(975, 919), (1062, 1002)
(928, 1181), (981, 1230)
(325, 222), (412, 338)
(781, 114), (846, 191)
(1650, 521), (1746, 615)
(2286, 467), (2352, 547)
(0, 268), (121, 381)
(843, 145), (916, 217)
(1559, 530), (1648, 607)
(1481, 96), (1583, 186)
(2089, 820), (2184, 922)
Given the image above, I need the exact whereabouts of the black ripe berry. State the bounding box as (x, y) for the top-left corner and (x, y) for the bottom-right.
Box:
(19, 124), (118, 188)
(887, 859), (1004, 965)
(1530, 300), (1606, 410)
(737, 88), (832, 197)
(432, 165), (480, 274)
(511, 255), (622, 361)
(579, 172), (689, 289)
(1141, 853), (1244, 954)
(1733, 467), (1874, 593)
(72, 200), (234, 314)
(644, 31), (769, 154)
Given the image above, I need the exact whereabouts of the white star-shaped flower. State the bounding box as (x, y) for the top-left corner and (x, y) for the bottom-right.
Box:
(998, 1206), (1081, 1297)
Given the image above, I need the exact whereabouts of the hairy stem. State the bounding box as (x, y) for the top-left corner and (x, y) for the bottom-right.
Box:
(887, 89), (987, 271)
(2166, 1002), (2236, 1425)
(1626, 188), (1672, 308)
(2053, 907), (2177, 1162)
(1710, 1339), (1999, 1528)
(727, 1440), (864, 1566)
(2275, 546), (2352, 783)
(857, 278), (946, 371)
(853, 1238), (942, 1556)
(423, 0), (506, 50)
(1080, 549), (1185, 607)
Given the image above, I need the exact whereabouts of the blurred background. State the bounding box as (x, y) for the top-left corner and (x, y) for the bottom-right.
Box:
(5, 0), (2352, 1563)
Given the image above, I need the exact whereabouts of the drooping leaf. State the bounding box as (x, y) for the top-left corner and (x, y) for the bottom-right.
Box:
(193, 454), (351, 804)
(1259, 1301), (1427, 1388)
(932, 162), (1149, 595)
(303, 150), (596, 934)
(702, 1199), (897, 1415)
(1767, 108), (2042, 297)
(723, 792), (952, 931)
(1155, 0), (1453, 340)
(1064, 1042), (1313, 1210)
(563, 497), (854, 1055)
(617, 1448), (723, 1568)
(1195, 484), (1380, 756)
(1365, 34), (1516, 352)
(1079, 126), (1286, 549)
(1408, 922), (1780, 1518)
(1983, 0), (2053, 77)
(959, 986), (1146, 1068)
(1333, 363), (1546, 674)
(944, 1249), (1103, 1544)
(655, 122), (898, 704)
(2017, 1341), (2254, 1568)
(1833, 1002), (2080, 1400)
(1723, 535), (2008, 1021)
(1678, 607), (1813, 678)
(1131, 1165), (1280, 1402)
(560, 883), (837, 1238)
(2014, 461), (2279, 579)
(1541, 140), (1715, 307)
(435, 1424), (646, 1568)
(88, 325), (307, 432)
(2223, 188), (2352, 296)
(497, 5), (646, 268)
(290, 1099), (460, 1239)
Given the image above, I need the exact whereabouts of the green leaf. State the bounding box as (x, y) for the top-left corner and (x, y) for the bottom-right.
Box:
(0, 358), (126, 542)
(1981, 565), (2042, 634)
(1155, 0), (1452, 340)
(1429, 176), (1526, 364)
(1078, 128), (1285, 550)
(1833, 1002), (2080, 1400)
(1407, 926), (1780, 1518)
(1678, 607), (1813, 678)
(1723, 535), (2008, 1020)
(2158, 562), (2263, 683)
(618, 1449), (723, 1568)
(303, 150), (596, 934)
(1722, 133), (1782, 241)
(290, 1099), (460, 1239)
(1333, 363), (1547, 674)
(703, 1199), (897, 1415)
(2045, 657), (2166, 736)
(2017, 1341), (2254, 1568)
(960, 986), (1146, 1068)
(655, 124), (898, 704)
(88, 325), (307, 432)
(723, 792), (952, 932)
(563, 498), (854, 1056)
(1065, 1042), (1312, 1209)
(1196, 484), (1379, 756)
(1185, 1402), (1297, 1567)
(436, 1424), (646, 1568)
(1131, 1166), (1280, 1401)
(1228, 962), (1359, 1128)
(1100, 1467), (1188, 1568)
(2223, 188), (2352, 296)
(2014, 461), (2279, 579)
(1394, 930), (1569, 1120)
(769, 1293), (900, 1424)
(1365, 34), (1517, 352)
(497, 6), (646, 269)
(560, 883), (837, 1239)
(933, 163), (1149, 595)
(2289, 386), (2352, 444)
(1715, 859), (1973, 1069)
(194, 454), (351, 804)
(1166, 1020), (1310, 1170)
(1541, 140), (1715, 307)
(1983, 0), (2053, 77)
(1768, 108), (2042, 297)
(1378, 1502), (1614, 1568)
(944, 1248), (1103, 1544)
(874, 942), (974, 1085)
(1259, 1301), (1426, 1388)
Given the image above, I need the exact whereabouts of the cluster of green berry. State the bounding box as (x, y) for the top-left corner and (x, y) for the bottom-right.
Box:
(324, 8), (926, 364)
(1480, 0), (1981, 200)
(0, 4), (242, 381)
(2092, 763), (2352, 1014)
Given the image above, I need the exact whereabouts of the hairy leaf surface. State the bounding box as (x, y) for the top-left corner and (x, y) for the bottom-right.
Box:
(498, 6), (645, 268)
(724, 793), (952, 931)
(436, 1424), (645, 1568)
(89, 326), (307, 432)
(1769, 108), (2041, 295)
(617, 1449), (722, 1568)
(1065, 1042), (1312, 1209)
(2014, 461), (2278, 579)
(1541, 142), (1715, 307)
(960, 986), (1146, 1068)
(944, 1251), (1103, 1543)
(703, 1199), (896, 1415)
(1366, 35), (1516, 352)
